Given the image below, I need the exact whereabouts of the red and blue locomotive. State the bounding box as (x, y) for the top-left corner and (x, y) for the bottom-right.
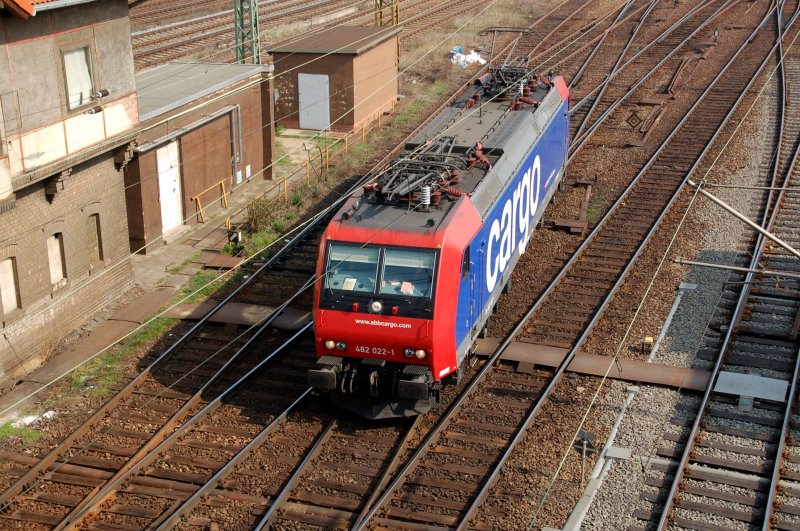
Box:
(309, 60), (570, 418)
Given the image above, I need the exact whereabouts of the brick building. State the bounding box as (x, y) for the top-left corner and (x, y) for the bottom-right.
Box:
(125, 62), (274, 252)
(0, 0), (138, 385)
(269, 26), (399, 132)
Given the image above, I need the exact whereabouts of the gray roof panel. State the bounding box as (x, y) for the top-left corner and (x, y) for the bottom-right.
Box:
(136, 62), (272, 121)
(268, 26), (401, 55)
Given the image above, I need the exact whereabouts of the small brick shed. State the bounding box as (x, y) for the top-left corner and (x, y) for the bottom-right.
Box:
(269, 26), (400, 132)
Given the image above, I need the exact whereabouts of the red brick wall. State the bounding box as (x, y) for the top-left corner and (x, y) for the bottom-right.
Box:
(0, 151), (133, 386)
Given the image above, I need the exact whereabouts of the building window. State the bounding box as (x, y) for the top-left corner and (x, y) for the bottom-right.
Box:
(87, 214), (103, 266)
(47, 233), (66, 286)
(0, 257), (20, 315)
(63, 47), (93, 111)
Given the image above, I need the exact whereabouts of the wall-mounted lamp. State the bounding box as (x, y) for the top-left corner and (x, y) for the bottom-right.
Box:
(84, 106), (103, 115)
(93, 89), (110, 99)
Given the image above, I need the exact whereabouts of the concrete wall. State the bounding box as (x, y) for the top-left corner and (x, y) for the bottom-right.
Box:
(352, 36), (398, 127)
(272, 52), (355, 132)
(125, 74), (274, 253)
(0, 0), (137, 196)
(0, 152), (133, 384)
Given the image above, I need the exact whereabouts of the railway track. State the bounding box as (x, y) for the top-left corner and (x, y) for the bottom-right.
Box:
(2, 3), (791, 530)
(131, 0), (510, 70)
(0, 43), (492, 527)
(627, 3), (800, 529)
(350, 2), (782, 528)
(565, 0), (739, 160)
(0, 217), (329, 528)
(132, 0), (362, 70)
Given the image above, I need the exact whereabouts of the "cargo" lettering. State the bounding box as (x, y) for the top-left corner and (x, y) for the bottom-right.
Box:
(486, 155), (542, 293)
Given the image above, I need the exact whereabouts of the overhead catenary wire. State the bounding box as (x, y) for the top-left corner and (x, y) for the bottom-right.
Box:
(0, 0), (640, 520)
(0, 0), (538, 513)
(0, 7), (487, 330)
(0, 0), (635, 420)
(526, 11), (800, 529)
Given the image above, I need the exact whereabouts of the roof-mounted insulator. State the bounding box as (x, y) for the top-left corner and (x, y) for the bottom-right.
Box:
(473, 143), (492, 171)
(419, 185), (431, 209)
(465, 91), (481, 109)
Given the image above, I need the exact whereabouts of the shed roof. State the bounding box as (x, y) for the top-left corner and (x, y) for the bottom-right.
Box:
(31, 0), (99, 8)
(136, 62), (272, 121)
(1, 0), (34, 17)
(2, 0), (103, 18)
(267, 26), (401, 56)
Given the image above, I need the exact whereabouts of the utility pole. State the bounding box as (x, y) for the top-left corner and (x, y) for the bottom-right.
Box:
(373, 0), (398, 26)
(235, 0), (261, 64)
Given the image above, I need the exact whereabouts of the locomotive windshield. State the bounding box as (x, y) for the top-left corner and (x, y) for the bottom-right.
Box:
(325, 242), (435, 299)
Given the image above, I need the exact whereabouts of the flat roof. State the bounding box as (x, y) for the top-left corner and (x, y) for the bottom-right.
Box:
(136, 62), (272, 121)
(267, 26), (401, 56)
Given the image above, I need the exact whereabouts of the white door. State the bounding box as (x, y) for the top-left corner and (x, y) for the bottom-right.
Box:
(298, 73), (330, 130)
(157, 141), (183, 234)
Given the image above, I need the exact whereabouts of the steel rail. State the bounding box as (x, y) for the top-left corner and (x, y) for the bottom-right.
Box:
(50, 84), (475, 527)
(567, 0), (633, 88)
(761, 10), (800, 530)
(536, 0), (651, 73)
(568, 0), (740, 161)
(0, 171), (344, 512)
(254, 416), (340, 529)
(0, 80), (423, 517)
(157, 388), (315, 530)
(575, 0), (657, 137)
(457, 8), (784, 527)
(369, 7), (776, 526)
(526, 0), (595, 61)
(351, 415), (422, 526)
(54, 322), (314, 530)
(50, 279), (318, 529)
(472, 3), (783, 526)
(0, 1), (525, 526)
(571, 0), (657, 140)
(357, 14), (778, 525)
(655, 4), (799, 527)
(567, 0), (724, 115)
(764, 347), (800, 530)
(531, 0), (651, 79)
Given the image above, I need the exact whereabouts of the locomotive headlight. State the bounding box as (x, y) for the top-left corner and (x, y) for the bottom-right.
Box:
(324, 340), (336, 350)
(404, 348), (414, 358)
(370, 300), (383, 313)
(336, 341), (347, 351)
(415, 349), (427, 359)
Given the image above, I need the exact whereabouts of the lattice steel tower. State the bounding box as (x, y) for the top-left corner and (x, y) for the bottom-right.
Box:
(374, 0), (399, 26)
(235, 0), (261, 64)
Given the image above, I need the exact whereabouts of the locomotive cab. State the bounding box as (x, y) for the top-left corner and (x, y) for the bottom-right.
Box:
(311, 240), (442, 418)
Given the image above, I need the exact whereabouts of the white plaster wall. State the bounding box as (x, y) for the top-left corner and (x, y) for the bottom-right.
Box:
(0, 160), (11, 200)
(7, 93), (137, 178)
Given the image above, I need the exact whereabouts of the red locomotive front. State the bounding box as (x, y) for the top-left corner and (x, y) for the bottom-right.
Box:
(310, 222), (447, 417)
